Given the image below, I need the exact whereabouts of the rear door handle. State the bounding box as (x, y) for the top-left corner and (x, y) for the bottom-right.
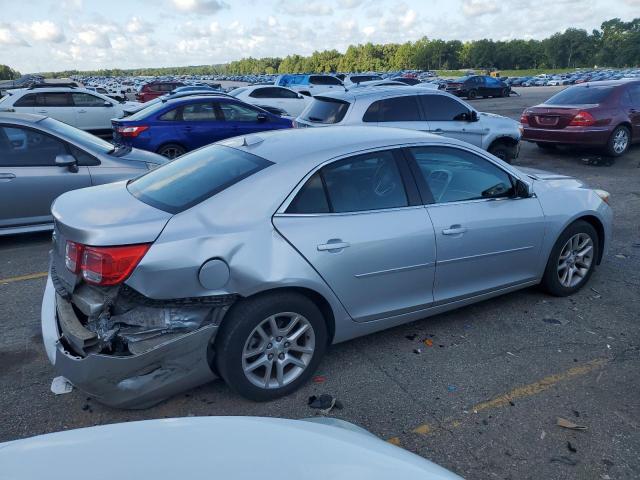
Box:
(442, 225), (467, 235)
(0, 173), (16, 182)
(36, 110), (48, 114)
(317, 240), (350, 252)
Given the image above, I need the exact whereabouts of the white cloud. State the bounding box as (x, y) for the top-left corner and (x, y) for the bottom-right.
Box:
(126, 17), (154, 34)
(171, 0), (228, 14)
(0, 24), (29, 46)
(279, 1), (334, 16)
(462, 0), (501, 17)
(19, 21), (65, 43)
(77, 29), (112, 48)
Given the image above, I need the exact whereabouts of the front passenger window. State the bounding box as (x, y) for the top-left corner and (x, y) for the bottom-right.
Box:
(408, 147), (514, 203)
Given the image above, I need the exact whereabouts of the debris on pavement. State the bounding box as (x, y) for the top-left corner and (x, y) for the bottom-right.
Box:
(557, 417), (587, 430)
(50, 376), (73, 395)
(567, 441), (577, 453)
(447, 385), (457, 393)
(413, 348), (422, 354)
(312, 375), (327, 384)
(308, 394), (343, 414)
(423, 338), (434, 347)
(540, 430), (546, 440)
(405, 334), (418, 341)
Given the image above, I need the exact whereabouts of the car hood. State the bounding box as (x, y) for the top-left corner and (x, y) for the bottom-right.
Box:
(51, 180), (172, 246)
(0, 417), (463, 480)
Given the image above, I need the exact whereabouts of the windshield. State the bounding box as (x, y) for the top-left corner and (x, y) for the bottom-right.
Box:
(41, 117), (113, 153)
(545, 86), (614, 105)
(228, 87), (247, 97)
(127, 145), (273, 213)
(302, 97), (350, 124)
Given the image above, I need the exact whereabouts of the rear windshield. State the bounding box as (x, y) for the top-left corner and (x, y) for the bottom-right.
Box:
(350, 75), (382, 83)
(302, 97), (350, 124)
(126, 101), (171, 120)
(545, 86), (614, 105)
(128, 145), (272, 213)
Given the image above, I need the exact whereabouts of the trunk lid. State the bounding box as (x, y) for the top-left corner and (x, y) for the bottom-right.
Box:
(51, 181), (172, 292)
(523, 106), (584, 129)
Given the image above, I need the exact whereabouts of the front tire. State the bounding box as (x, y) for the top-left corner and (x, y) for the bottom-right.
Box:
(541, 221), (599, 296)
(605, 125), (630, 157)
(467, 89), (478, 100)
(215, 292), (327, 401)
(488, 143), (513, 163)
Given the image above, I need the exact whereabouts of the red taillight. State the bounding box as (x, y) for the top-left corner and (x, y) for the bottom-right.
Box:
(520, 112), (529, 125)
(65, 241), (150, 286)
(116, 125), (149, 137)
(569, 111), (595, 127)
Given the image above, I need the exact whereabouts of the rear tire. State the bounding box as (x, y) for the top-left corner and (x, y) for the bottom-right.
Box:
(157, 143), (186, 159)
(605, 125), (630, 157)
(215, 292), (327, 401)
(501, 88), (510, 97)
(541, 220), (599, 297)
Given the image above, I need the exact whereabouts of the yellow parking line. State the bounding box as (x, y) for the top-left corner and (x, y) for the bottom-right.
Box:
(389, 357), (609, 445)
(0, 271), (48, 284)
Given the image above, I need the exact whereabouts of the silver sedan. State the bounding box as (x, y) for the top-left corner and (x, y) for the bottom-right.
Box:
(41, 126), (612, 408)
(0, 112), (166, 235)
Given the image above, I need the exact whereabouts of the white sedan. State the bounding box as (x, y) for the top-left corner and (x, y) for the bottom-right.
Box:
(229, 85), (310, 117)
(0, 416), (463, 479)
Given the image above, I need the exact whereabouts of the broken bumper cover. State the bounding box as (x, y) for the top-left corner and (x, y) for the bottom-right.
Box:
(41, 276), (218, 409)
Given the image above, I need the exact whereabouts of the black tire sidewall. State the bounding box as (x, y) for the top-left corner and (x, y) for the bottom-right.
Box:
(158, 143), (186, 158)
(542, 221), (599, 296)
(468, 89), (477, 99)
(489, 145), (511, 163)
(215, 292), (327, 401)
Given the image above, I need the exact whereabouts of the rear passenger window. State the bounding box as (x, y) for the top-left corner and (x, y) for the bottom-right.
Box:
(363, 96), (421, 122)
(37, 93), (73, 107)
(286, 172), (330, 214)
(182, 103), (217, 121)
(288, 151), (408, 214)
(628, 86), (640, 105)
(14, 94), (36, 107)
(159, 108), (179, 121)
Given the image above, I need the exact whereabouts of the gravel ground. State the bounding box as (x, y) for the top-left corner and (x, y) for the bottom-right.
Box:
(1, 86), (638, 480)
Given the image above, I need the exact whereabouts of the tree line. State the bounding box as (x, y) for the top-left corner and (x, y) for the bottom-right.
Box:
(9, 17), (640, 78)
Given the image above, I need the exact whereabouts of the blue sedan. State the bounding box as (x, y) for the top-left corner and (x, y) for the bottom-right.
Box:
(112, 95), (293, 158)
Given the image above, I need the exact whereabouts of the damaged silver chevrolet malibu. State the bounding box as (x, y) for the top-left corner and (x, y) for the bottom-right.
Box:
(42, 126), (612, 408)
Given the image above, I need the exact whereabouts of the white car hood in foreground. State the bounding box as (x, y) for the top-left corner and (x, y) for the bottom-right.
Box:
(0, 417), (462, 480)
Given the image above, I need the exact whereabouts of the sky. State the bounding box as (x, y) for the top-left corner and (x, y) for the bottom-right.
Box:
(0, 0), (638, 73)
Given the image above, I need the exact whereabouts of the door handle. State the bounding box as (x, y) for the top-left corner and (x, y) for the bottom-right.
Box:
(442, 225), (467, 235)
(78, 109), (87, 113)
(36, 110), (48, 114)
(183, 125), (193, 131)
(317, 240), (350, 252)
(432, 129), (444, 135)
(0, 173), (16, 181)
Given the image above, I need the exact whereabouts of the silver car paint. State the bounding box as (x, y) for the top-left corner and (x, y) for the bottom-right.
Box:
(0, 113), (166, 235)
(294, 87), (521, 153)
(42, 126), (612, 407)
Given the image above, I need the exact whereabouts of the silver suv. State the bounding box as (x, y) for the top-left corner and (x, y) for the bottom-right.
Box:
(295, 87), (522, 162)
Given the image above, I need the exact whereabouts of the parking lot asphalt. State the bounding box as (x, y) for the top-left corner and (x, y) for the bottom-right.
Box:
(1, 87), (639, 480)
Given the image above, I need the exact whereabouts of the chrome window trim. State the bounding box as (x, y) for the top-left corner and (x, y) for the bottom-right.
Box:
(275, 140), (530, 216)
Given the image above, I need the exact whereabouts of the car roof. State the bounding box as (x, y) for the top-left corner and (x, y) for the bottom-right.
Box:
(575, 79), (639, 88)
(0, 112), (47, 123)
(162, 94), (236, 105)
(313, 86), (457, 102)
(221, 125), (468, 169)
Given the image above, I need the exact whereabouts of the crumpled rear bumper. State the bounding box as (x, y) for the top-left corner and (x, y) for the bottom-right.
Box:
(41, 276), (218, 409)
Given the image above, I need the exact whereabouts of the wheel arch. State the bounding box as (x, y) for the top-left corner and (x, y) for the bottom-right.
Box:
(489, 136), (519, 149)
(225, 286), (336, 344)
(576, 215), (605, 265)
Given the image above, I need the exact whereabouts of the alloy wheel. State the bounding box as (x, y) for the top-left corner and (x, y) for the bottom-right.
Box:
(241, 312), (315, 389)
(159, 146), (184, 159)
(557, 233), (594, 288)
(612, 129), (629, 154)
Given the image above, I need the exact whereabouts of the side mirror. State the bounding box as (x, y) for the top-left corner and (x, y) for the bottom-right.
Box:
(515, 179), (532, 198)
(55, 154), (78, 172)
(104, 101), (113, 107)
(257, 113), (267, 122)
(297, 94), (304, 99)
(470, 110), (478, 122)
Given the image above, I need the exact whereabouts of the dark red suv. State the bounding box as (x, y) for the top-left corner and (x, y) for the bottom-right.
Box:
(521, 80), (640, 157)
(136, 81), (185, 103)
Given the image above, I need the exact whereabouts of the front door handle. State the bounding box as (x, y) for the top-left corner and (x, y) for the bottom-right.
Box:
(36, 110), (48, 114)
(317, 240), (350, 252)
(442, 225), (467, 235)
(432, 129), (444, 134)
(77, 109), (87, 113)
(0, 173), (16, 182)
